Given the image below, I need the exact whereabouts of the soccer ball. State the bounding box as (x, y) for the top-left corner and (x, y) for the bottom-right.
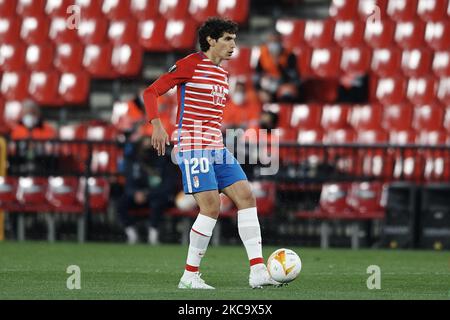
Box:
(267, 248), (302, 283)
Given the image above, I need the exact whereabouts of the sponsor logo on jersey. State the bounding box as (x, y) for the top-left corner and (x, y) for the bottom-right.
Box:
(211, 85), (226, 105)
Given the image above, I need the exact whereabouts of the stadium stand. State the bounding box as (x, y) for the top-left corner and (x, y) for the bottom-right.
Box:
(0, 0), (449, 248)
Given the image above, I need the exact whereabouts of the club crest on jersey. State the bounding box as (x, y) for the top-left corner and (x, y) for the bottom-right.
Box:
(193, 176), (200, 188)
(211, 85), (226, 105)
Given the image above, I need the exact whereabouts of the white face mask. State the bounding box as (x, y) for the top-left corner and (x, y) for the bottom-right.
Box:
(232, 92), (245, 105)
(268, 42), (282, 56)
(22, 114), (38, 128)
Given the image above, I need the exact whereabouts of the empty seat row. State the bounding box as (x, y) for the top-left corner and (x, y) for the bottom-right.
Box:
(0, 70), (89, 105)
(0, 0), (249, 24)
(330, 0), (450, 22)
(263, 103), (450, 135)
(0, 175), (109, 213)
(0, 15), (199, 51)
(276, 18), (450, 50)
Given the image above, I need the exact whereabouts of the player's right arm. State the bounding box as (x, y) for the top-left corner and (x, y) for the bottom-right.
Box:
(142, 58), (195, 156)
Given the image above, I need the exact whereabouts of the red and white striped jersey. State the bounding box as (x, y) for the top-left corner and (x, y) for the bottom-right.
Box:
(143, 51), (229, 152)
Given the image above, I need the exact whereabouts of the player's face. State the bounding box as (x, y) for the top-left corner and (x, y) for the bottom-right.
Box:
(214, 32), (237, 61)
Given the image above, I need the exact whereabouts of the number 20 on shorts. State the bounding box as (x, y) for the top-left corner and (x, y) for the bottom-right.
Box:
(184, 157), (210, 175)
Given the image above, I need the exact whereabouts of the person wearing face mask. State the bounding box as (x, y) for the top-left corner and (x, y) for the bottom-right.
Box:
(222, 79), (261, 131)
(117, 135), (177, 245)
(253, 31), (301, 103)
(10, 100), (56, 141)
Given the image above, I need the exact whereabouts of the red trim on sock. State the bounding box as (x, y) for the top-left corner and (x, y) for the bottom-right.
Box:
(185, 264), (199, 272)
(250, 257), (264, 266)
(191, 228), (209, 237)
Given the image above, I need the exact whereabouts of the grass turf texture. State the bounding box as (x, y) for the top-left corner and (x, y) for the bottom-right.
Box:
(0, 242), (449, 300)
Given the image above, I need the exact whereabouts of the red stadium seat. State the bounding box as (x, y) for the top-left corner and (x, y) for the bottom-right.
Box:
(55, 43), (84, 73)
(221, 46), (252, 77)
(413, 103), (445, 131)
(3, 100), (23, 125)
(47, 176), (83, 213)
(28, 70), (61, 105)
(17, 0), (46, 16)
(0, 71), (30, 100)
(358, 0), (388, 21)
(346, 182), (386, 218)
(16, 176), (49, 213)
(0, 17), (21, 43)
(20, 16), (50, 44)
(217, 0), (249, 25)
(108, 19), (138, 45)
(290, 103), (322, 129)
(276, 19), (305, 50)
(364, 19), (395, 48)
(251, 181), (276, 217)
(334, 20), (365, 47)
(371, 47), (401, 76)
(394, 20), (426, 49)
(138, 18), (170, 51)
(425, 21), (450, 50)
(130, 0), (160, 20)
(165, 19), (197, 50)
(304, 20), (335, 48)
(83, 43), (117, 78)
(445, 106), (450, 132)
(189, 0), (218, 24)
(102, 0), (132, 20)
(389, 128), (417, 145)
(417, 0), (449, 21)
(112, 43), (143, 77)
(45, 0), (76, 17)
(165, 19), (196, 50)
(323, 127), (356, 143)
(295, 45), (313, 77)
(59, 71), (90, 104)
(350, 103), (384, 130)
(383, 103), (414, 131)
(321, 104), (351, 130)
(437, 77), (450, 105)
(319, 183), (352, 217)
(386, 0), (418, 21)
(432, 51), (450, 77)
(340, 46), (371, 74)
(0, 176), (20, 212)
(49, 17), (79, 43)
(77, 17), (108, 44)
(329, 0), (358, 20)
(77, 177), (110, 212)
(261, 103), (293, 130)
(158, 0), (189, 19)
(357, 128), (390, 177)
(310, 47), (342, 78)
(25, 43), (55, 71)
(0, 0), (17, 18)
(406, 77), (437, 105)
(0, 42), (26, 71)
(401, 48), (433, 77)
(297, 127), (324, 144)
(373, 75), (407, 105)
(74, 0), (102, 18)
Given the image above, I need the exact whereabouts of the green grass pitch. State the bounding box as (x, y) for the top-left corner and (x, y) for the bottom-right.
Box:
(0, 242), (449, 300)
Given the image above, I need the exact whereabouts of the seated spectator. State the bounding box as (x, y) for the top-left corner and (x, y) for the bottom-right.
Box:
(11, 100), (56, 140)
(337, 72), (369, 103)
(253, 31), (301, 103)
(118, 135), (177, 245)
(222, 78), (261, 131)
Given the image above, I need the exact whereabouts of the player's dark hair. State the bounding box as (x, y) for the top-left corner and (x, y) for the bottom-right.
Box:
(198, 17), (238, 52)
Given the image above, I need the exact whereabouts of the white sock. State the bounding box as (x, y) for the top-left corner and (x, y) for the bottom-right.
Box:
(237, 207), (264, 271)
(183, 214), (217, 277)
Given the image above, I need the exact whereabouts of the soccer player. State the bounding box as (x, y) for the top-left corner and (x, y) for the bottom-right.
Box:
(142, 17), (279, 289)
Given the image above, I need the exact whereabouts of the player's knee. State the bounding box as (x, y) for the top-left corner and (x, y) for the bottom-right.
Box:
(198, 196), (221, 218)
(238, 189), (256, 209)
